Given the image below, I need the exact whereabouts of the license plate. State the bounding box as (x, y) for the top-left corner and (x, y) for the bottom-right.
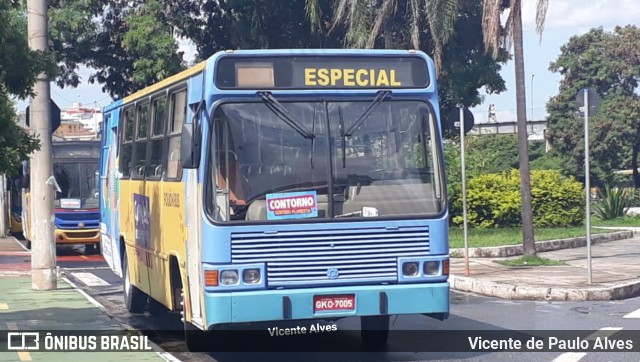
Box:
(313, 294), (355, 312)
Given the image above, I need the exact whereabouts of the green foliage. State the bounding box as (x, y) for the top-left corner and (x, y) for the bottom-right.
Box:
(121, 0), (184, 86)
(0, 2), (56, 99)
(495, 255), (565, 267)
(593, 184), (630, 220)
(451, 170), (584, 228)
(49, 0), (508, 114)
(530, 169), (584, 227)
(0, 96), (40, 174)
(546, 26), (640, 187)
(50, 0), (185, 98)
(445, 136), (563, 224)
(0, 1), (46, 172)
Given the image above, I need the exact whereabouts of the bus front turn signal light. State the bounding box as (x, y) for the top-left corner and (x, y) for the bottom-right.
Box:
(204, 270), (219, 286)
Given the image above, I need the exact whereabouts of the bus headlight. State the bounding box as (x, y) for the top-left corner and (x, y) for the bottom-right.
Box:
(220, 270), (239, 285)
(423, 261), (440, 275)
(402, 262), (419, 277)
(242, 269), (261, 284)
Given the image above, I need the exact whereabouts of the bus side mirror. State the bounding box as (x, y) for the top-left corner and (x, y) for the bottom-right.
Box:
(181, 122), (201, 169)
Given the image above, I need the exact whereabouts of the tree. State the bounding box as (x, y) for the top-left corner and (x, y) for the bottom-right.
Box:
(50, 0), (185, 99)
(0, 1), (51, 174)
(482, 0), (549, 256)
(546, 26), (640, 187)
(306, 0), (459, 73)
(168, 0), (339, 58)
(305, 0), (508, 119)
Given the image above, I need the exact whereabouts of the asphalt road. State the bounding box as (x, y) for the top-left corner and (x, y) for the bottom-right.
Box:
(57, 252), (640, 362)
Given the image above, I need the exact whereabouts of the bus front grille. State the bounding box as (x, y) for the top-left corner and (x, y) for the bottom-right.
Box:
(230, 225), (430, 287)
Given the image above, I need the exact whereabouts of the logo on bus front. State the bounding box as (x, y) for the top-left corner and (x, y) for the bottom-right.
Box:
(327, 267), (340, 280)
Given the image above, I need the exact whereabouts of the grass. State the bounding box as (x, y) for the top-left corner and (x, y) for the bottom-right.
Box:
(590, 215), (640, 227)
(495, 255), (566, 267)
(449, 225), (623, 249)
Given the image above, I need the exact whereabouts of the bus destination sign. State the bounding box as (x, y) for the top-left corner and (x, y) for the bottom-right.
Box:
(215, 55), (430, 90)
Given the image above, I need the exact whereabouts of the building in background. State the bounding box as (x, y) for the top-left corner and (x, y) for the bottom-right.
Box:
(17, 103), (102, 141)
(61, 103), (101, 133)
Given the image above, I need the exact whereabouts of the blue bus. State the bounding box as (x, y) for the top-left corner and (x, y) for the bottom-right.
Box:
(100, 49), (449, 350)
(23, 140), (101, 253)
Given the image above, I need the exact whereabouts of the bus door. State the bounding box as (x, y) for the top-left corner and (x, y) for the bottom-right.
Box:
(100, 111), (122, 276)
(132, 102), (153, 297)
(144, 95), (170, 306)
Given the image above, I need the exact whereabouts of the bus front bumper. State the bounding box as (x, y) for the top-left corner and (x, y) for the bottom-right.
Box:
(55, 229), (100, 244)
(202, 282), (449, 328)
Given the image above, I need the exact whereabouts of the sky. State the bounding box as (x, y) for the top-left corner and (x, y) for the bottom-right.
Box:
(14, 0), (640, 122)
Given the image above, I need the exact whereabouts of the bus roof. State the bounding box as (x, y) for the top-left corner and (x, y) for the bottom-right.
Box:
(106, 49), (434, 110)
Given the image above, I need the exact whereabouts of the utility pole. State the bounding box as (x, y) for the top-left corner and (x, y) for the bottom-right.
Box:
(0, 175), (7, 236)
(28, 0), (57, 290)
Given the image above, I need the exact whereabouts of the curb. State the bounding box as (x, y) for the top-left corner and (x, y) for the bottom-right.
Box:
(450, 231), (633, 258)
(449, 275), (640, 301)
(62, 276), (184, 361)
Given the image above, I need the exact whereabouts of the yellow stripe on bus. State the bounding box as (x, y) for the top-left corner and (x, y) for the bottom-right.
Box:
(123, 61), (207, 104)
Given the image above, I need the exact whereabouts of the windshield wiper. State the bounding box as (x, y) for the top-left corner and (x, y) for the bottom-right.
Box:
(257, 92), (314, 139)
(343, 90), (391, 138)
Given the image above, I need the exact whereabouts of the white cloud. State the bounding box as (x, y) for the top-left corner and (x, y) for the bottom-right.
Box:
(522, 0), (640, 30)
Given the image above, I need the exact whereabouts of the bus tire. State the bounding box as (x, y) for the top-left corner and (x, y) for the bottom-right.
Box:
(147, 298), (168, 316)
(360, 315), (390, 348)
(182, 289), (210, 352)
(123, 253), (147, 313)
(85, 243), (98, 255)
(184, 321), (210, 352)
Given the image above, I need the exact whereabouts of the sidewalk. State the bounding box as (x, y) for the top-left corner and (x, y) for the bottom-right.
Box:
(450, 229), (640, 301)
(0, 237), (167, 361)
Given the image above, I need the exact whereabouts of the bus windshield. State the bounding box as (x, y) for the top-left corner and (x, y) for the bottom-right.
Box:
(53, 161), (99, 209)
(208, 99), (445, 222)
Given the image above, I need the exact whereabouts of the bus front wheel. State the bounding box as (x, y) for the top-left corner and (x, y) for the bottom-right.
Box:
(182, 289), (210, 352)
(361, 315), (390, 348)
(123, 253), (147, 313)
(85, 244), (99, 255)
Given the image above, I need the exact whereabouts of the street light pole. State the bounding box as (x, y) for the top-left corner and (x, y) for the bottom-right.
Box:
(28, 0), (57, 290)
(530, 74), (535, 122)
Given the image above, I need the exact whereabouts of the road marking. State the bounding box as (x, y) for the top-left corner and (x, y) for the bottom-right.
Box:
(157, 351), (183, 362)
(12, 237), (30, 252)
(0, 251), (30, 256)
(80, 255), (89, 259)
(623, 308), (640, 319)
(70, 272), (110, 287)
(63, 266), (111, 271)
(61, 277), (108, 312)
(585, 327), (623, 340)
(7, 322), (32, 361)
(553, 328), (623, 362)
(0, 303), (8, 310)
(552, 352), (587, 362)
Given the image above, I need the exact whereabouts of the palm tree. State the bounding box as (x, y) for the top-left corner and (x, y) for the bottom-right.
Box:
(305, 0), (459, 74)
(482, 0), (548, 256)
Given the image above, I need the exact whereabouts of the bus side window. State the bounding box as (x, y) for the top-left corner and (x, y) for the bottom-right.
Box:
(165, 89), (187, 180)
(119, 107), (135, 178)
(147, 96), (167, 178)
(132, 103), (150, 179)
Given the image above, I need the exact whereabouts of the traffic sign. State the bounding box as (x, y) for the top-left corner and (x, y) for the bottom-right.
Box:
(575, 88), (600, 117)
(25, 100), (61, 133)
(446, 107), (474, 135)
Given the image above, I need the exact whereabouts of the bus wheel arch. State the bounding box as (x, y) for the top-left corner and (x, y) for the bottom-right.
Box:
(169, 255), (183, 311)
(122, 239), (147, 313)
